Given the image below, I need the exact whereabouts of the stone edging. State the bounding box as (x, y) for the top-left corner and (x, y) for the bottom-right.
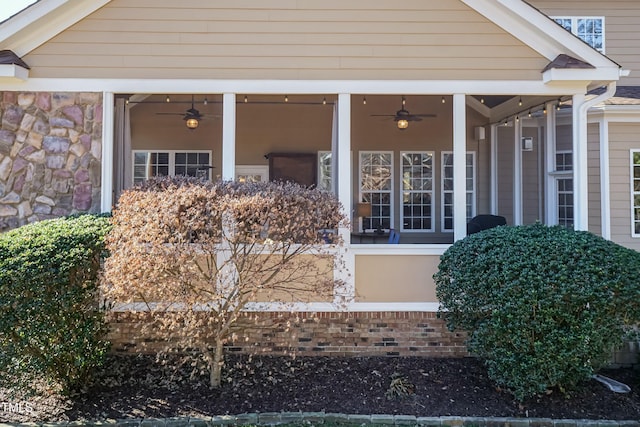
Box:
(1, 414), (639, 427)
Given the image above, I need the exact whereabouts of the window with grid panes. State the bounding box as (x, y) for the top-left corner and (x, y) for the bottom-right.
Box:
(555, 150), (573, 228)
(557, 178), (574, 229)
(441, 152), (475, 232)
(401, 152), (433, 231)
(133, 150), (212, 185)
(359, 151), (393, 231)
(553, 17), (604, 53)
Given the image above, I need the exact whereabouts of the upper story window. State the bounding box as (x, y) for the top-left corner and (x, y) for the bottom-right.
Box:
(553, 17), (605, 53)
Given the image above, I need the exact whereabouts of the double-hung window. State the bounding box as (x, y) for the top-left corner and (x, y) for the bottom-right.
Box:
(441, 152), (476, 232)
(555, 150), (573, 228)
(553, 17), (605, 53)
(133, 150), (212, 185)
(631, 151), (640, 236)
(359, 151), (393, 231)
(401, 152), (434, 232)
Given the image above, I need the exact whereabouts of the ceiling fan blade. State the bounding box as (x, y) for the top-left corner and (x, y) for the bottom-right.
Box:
(370, 114), (396, 117)
(412, 113), (437, 118)
(156, 112), (186, 116)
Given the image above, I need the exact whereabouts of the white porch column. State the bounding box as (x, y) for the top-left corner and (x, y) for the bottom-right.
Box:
(336, 93), (354, 305)
(513, 117), (523, 225)
(490, 123), (498, 214)
(337, 93), (352, 242)
(453, 93), (467, 241)
(544, 102), (557, 224)
(599, 118), (611, 239)
(101, 91), (114, 212)
(222, 93), (236, 181)
(572, 93), (588, 230)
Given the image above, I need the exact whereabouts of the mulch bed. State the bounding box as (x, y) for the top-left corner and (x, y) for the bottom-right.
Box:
(1, 354), (639, 423)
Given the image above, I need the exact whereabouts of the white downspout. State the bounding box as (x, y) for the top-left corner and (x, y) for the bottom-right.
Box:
(573, 82), (616, 231)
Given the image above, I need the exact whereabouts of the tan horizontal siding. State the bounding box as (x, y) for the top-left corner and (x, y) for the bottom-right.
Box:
(25, 0), (546, 80)
(529, 0), (640, 85)
(607, 123), (640, 250)
(355, 255), (439, 303)
(496, 126), (514, 225)
(587, 123), (601, 235)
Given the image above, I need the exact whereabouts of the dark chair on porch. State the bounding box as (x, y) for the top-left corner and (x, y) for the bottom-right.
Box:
(467, 214), (507, 235)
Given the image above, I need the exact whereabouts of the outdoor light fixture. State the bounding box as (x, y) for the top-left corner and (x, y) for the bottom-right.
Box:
(185, 117), (199, 129)
(397, 119), (409, 130)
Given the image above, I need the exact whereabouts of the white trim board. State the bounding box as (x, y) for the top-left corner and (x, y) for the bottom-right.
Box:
(110, 301), (441, 313)
(0, 78), (594, 95)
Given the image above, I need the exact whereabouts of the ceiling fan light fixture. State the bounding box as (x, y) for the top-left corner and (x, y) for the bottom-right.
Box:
(185, 117), (199, 129)
(397, 119), (409, 130)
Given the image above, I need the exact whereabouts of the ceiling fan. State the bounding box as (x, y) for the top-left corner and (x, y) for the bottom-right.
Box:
(155, 95), (206, 129)
(370, 97), (436, 130)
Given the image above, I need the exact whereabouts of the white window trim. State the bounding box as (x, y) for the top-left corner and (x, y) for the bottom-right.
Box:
(441, 151), (476, 233)
(555, 177), (574, 229)
(358, 151), (394, 232)
(400, 151), (435, 233)
(631, 150), (640, 238)
(552, 16), (605, 54)
(555, 149), (573, 172)
(547, 155), (572, 225)
(132, 149), (213, 185)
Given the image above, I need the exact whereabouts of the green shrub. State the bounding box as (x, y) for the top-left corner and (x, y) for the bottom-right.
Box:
(0, 213), (112, 395)
(434, 223), (640, 400)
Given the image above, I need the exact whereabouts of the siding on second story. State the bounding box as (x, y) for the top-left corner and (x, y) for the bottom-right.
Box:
(529, 0), (640, 86)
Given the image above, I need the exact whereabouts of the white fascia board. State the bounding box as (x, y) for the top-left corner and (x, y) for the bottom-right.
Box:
(461, 0), (619, 69)
(0, 64), (29, 81)
(0, 0), (112, 57)
(0, 78), (590, 96)
(542, 67), (622, 85)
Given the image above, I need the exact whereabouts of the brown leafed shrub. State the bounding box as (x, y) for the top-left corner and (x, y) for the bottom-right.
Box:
(102, 176), (349, 387)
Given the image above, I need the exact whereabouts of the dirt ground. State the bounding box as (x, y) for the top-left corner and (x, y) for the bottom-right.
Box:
(1, 355), (639, 423)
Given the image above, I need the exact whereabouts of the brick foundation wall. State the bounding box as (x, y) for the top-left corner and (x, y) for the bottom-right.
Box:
(107, 311), (469, 357)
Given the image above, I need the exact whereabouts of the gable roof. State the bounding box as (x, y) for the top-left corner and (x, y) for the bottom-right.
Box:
(0, 0), (623, 85)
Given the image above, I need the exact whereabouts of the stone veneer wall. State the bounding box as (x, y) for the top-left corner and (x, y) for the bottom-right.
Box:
(0, 91), (103, 230)
(108, 311), (469, 357)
